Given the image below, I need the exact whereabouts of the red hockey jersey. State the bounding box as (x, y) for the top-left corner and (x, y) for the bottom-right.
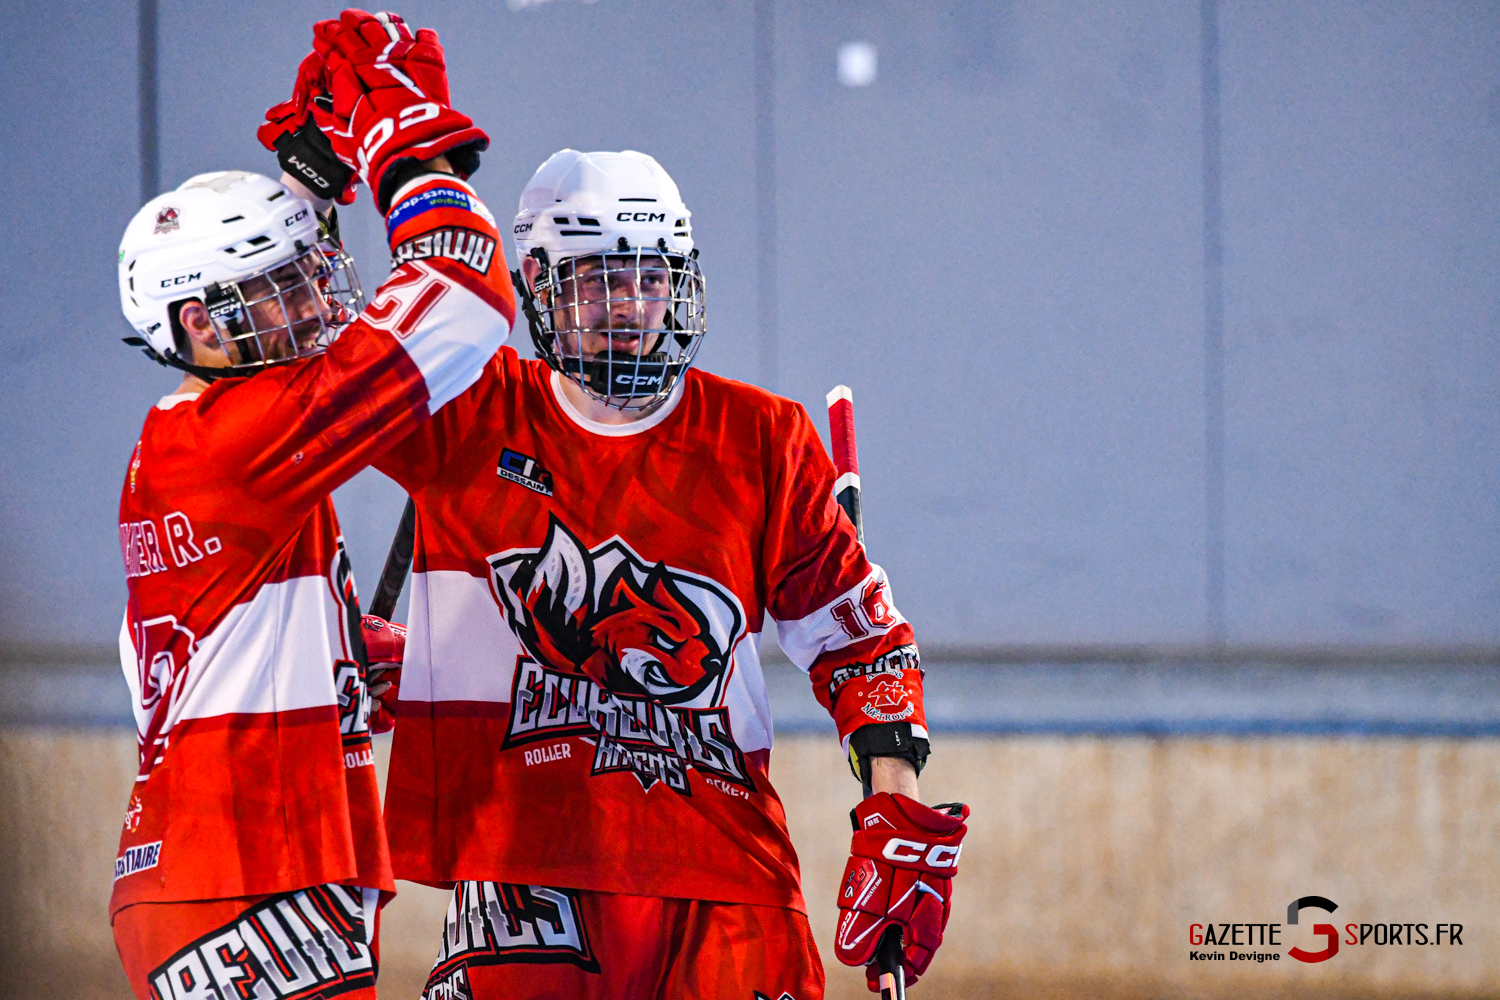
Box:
(111, 175), (515, 916)
(378, 353), (927, 911)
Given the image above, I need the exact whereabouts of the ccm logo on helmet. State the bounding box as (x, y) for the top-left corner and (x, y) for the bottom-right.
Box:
(160, 272), (202, 288)
(285, 208), (309, 227)
(614, 373), (663, 387)
(881, 839), (962, 868)
(617, 212), (666, 222)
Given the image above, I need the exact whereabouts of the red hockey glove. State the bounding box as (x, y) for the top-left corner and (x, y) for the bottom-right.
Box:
(257, 50), (358, 205)
(835, 793), (969, 991)
(361, 614), (406, 734)
(310, 9), (488, 212)
(257, 50), (323, 145)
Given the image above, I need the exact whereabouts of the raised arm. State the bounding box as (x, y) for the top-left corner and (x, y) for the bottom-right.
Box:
(191, 10), (516, 510)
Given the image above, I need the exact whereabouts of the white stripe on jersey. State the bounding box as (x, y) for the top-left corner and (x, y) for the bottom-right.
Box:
(401, 570), (525, 703)
(402, 570), (776, 753)
(120, 574), (345, 737)
(774, 564), (908, 672)
(720, 633), (774, 754)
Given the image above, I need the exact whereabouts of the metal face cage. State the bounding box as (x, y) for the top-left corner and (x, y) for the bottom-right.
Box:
(527, 245), (705, 411)
(201, 241), (364, 372)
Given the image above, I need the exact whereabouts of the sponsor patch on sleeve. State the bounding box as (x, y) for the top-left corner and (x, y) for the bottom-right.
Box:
(828, 643), (921, 699)
(386, 184), (496, 239)
(860, 676), (917, 723)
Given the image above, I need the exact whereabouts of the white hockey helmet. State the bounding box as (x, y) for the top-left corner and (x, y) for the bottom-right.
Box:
(118, 170), (363, 376)
(512, 150), (704, 410)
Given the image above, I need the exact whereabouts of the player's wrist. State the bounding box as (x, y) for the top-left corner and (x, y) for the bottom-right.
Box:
(374, 145), (477, 214)
(280, 172), (333, 215)
(868, 755), (920, 798)
(846, 721), (929, 797)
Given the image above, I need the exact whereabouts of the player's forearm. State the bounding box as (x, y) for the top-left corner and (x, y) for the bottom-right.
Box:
(869, 755), (919, 799)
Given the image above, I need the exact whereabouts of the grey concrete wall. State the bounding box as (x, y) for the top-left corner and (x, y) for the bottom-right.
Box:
(1, 0), (1495, 651)
(774, 0), (1212, 645)
(0, 2), (147, 646)
(1219, 3), (1500, 644)
(3, 729), (1495, 998)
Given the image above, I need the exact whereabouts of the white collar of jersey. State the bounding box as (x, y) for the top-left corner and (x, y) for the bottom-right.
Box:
(549, 369), (683, 438)
(156, 393), (202, 410)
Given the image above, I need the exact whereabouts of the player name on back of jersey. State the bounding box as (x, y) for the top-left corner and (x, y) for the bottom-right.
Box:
(114, 840), (162, 881)
(392, 227), (497, 275)
(504, 658), (755, 798)
(120, 511), (222, 577)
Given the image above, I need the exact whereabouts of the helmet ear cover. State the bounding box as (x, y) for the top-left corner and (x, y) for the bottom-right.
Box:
(202, 281), (248, 346)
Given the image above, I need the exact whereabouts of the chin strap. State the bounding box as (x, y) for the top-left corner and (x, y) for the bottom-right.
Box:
(512, 267), (551, 361)
(562, 353), (682, 401)
(121, 336), (239, 384)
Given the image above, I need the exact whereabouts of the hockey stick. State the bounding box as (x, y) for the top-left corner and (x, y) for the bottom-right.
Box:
(827, 385), (864, 548)
(368, 497), (416, 622)
(826, 385), (905, 1000)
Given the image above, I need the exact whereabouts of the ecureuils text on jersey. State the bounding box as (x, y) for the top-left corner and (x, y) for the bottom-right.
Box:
(502, 658), (754, 797)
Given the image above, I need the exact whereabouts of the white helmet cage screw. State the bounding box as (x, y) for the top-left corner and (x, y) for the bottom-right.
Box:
(512, 150), (705, 411)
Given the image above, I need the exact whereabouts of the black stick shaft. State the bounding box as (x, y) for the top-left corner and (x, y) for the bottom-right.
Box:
(368, 498), (416, 622)
(835, 486), (864, 548)
(877, 925), (906, 1000)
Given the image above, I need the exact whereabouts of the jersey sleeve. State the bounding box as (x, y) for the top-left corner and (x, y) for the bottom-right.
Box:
(372, 348), (509, 494)
(762, 403), (927, 748)
(191, 174), (515, 513)
(369, 174), (529, 494)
